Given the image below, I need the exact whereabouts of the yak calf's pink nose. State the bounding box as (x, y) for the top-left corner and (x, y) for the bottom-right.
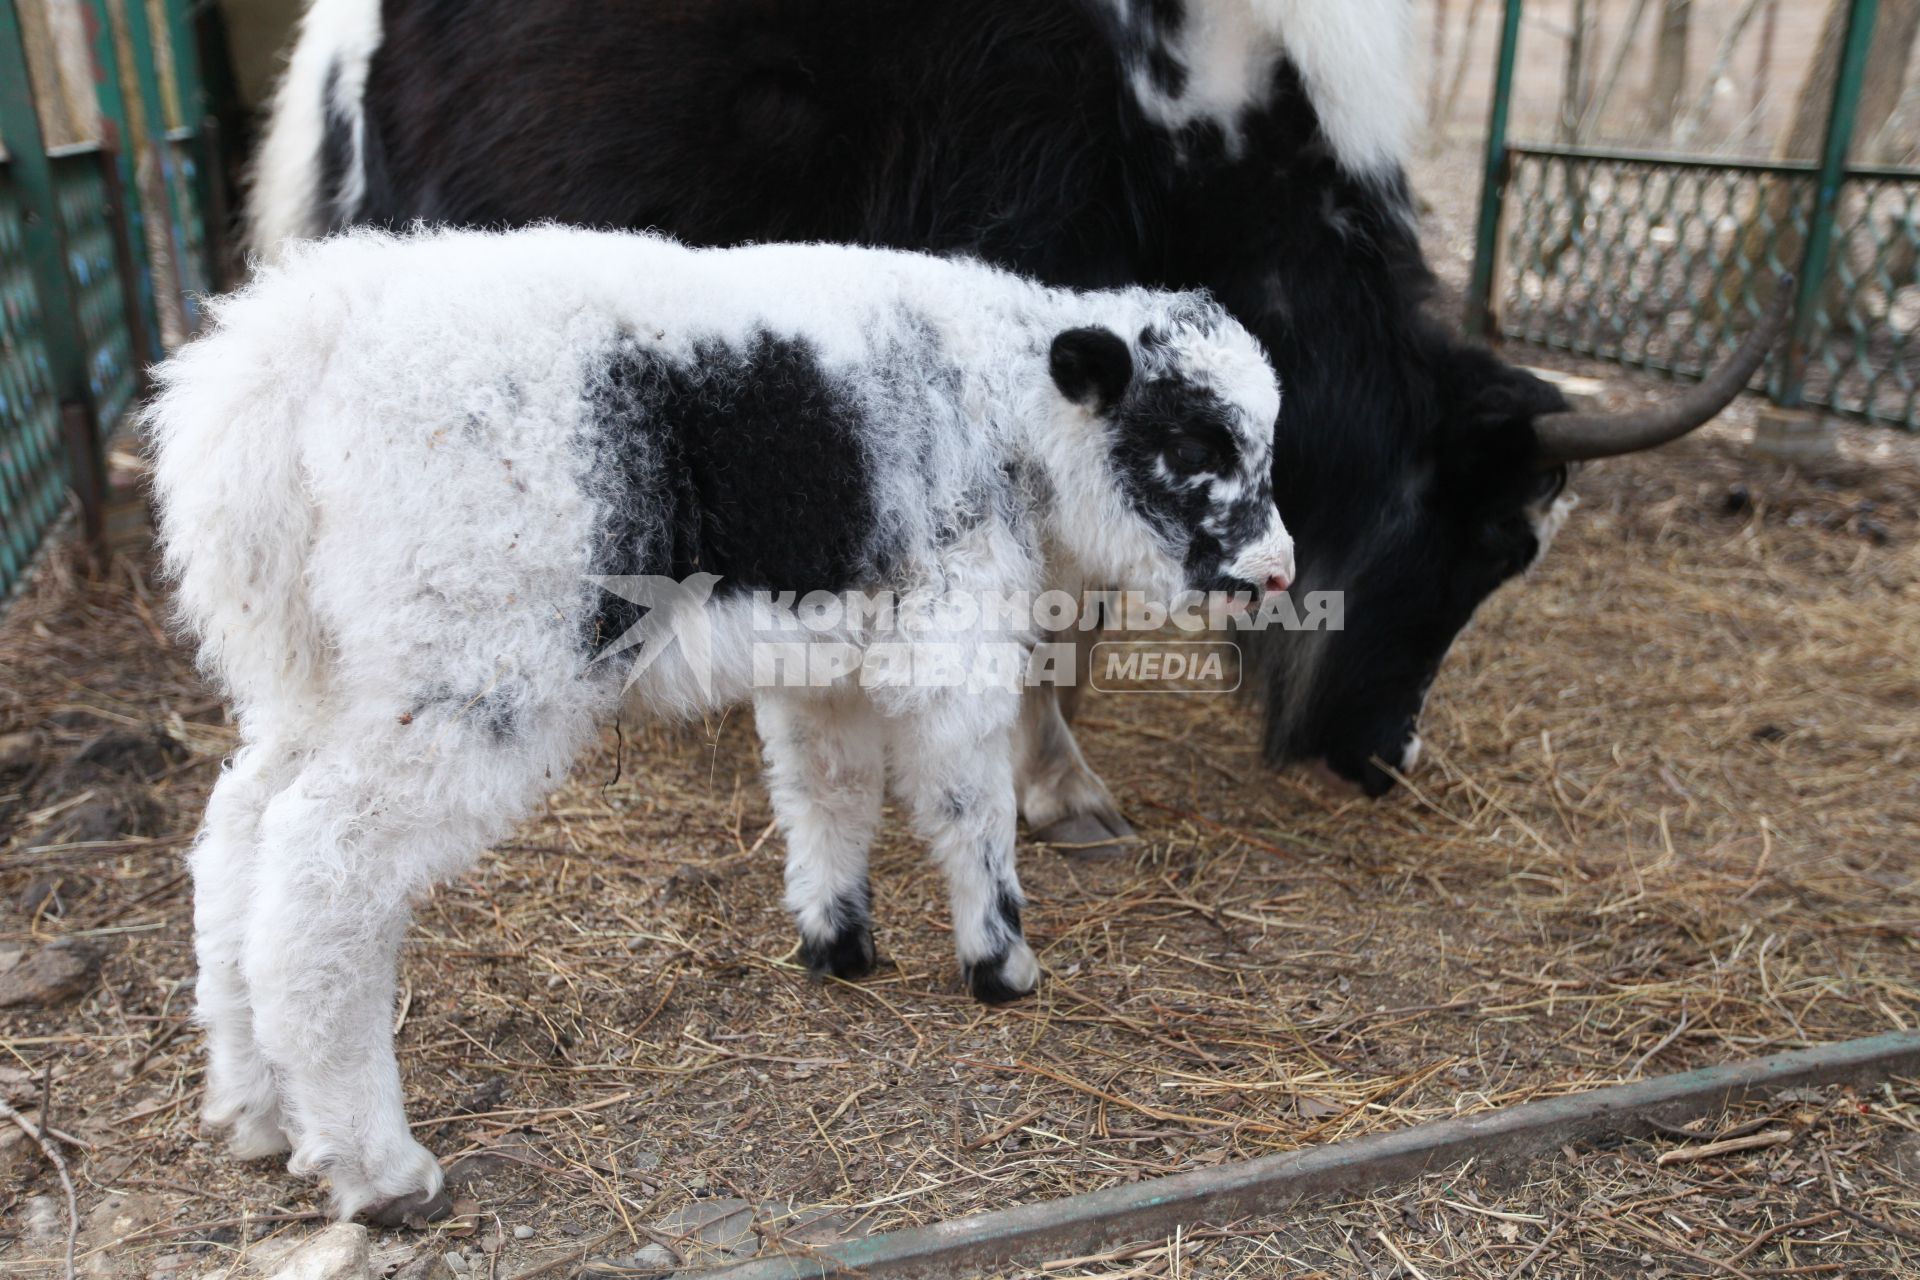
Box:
(1265, 574), (1291, 595)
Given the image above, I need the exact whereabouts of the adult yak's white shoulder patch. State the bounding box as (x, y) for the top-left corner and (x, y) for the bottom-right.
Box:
(1251, 0), (1414, 175)
(1107, 0), (1414, 176)
(246, 0), (383, 260)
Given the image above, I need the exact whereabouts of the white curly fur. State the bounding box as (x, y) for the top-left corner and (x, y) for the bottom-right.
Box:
(149, 226), (1290, 1218)
(247, 0), (381, 257)
(1105, 0), (1414, 172)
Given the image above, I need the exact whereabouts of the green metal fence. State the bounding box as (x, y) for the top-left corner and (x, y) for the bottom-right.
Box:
(1471, 0), (1919, 431)
(51, 145), (141, 438)
(0, 163), (69, 597)
(0, 0), (224, 602)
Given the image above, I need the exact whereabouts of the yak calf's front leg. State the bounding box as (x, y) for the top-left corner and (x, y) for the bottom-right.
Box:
(892, 696), (1038, 1003)
(757, 689), (886, 982)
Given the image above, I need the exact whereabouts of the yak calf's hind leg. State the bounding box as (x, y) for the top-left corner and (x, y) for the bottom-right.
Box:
(193, 742), (298, 1160)
(758, 689), (886, 982)
(242, 715), (581, 1222)
(893, 703), (1037, 1004)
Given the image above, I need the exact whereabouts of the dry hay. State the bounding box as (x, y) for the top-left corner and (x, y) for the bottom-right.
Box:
(0, 403), (1915, 1278)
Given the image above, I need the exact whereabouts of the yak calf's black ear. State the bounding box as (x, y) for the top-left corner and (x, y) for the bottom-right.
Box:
(1050, 327), (1133, 413)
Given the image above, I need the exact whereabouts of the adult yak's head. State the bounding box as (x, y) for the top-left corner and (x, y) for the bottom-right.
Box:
(1249, 289), (1788, 797)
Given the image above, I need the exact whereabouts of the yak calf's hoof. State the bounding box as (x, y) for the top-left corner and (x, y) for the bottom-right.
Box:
(964, 939), (1040, 1005)
(361, 1184), (454, 1230)
(802, 922), (877, 983)
(208, 1108), (293, 1161)
(1031, 810), (1136, 859)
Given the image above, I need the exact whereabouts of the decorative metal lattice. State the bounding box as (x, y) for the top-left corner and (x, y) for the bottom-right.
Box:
(1499, 146), (1920, 431)
(51, 151), (138, 441)
(0, 168), (72, 600)
(1803, 171), (1920, 428)
(167, 127), (209, 327)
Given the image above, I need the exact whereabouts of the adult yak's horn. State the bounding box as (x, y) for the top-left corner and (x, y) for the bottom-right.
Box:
(1533, 275), (1793, 465)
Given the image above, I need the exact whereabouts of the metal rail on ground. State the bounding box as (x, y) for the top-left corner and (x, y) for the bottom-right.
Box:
(704, 1032), (1920, 1279)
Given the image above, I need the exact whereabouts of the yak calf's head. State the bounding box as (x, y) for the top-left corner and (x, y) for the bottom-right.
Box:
(1259, 291), (1789, 797)
(1048, 295), (1294, 603)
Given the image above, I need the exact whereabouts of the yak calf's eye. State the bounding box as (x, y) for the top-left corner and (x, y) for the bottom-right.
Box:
(1168, 435), (1219, 470)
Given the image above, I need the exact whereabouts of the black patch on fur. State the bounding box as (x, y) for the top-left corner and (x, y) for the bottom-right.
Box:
(961, 885), (1028, 1004)
(1102, 377), (1269, 589)
(1050, 327), (1133, 412)
(800, 881), (876, 982)
(994, 886), (1023, 937)
(583, 328), (882, 652)
(317, 63), (355, 230)
(963, 953), (1033, 1005)
(1143, 46), (1187, 98)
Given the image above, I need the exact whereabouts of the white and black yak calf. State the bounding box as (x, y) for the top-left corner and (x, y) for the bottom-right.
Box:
(147, 226), (1294, 1219)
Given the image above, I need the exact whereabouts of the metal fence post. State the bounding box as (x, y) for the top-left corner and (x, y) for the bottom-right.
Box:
(0, 0), (107, 541)
(1467, 0), (1527, 340)
(1780, 0), (1878, 408)
(117, 0), (197, 329)
(162, 0), (226, 292)
(81, 0), (161, 368)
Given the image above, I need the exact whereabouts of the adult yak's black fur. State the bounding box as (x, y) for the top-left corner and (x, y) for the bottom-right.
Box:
(290, 0), (1577, 796)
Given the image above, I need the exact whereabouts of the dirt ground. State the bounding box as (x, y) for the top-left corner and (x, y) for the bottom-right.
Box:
(2, 149), (1918, 1279)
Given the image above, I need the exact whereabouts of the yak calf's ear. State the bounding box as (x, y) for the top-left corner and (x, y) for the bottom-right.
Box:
(1050, 327), (1133, 413)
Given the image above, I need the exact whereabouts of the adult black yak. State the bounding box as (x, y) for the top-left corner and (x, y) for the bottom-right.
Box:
(249, 0), (1777, 810)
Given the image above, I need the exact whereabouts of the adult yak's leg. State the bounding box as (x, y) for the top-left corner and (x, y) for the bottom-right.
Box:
(1017, 626), (1132, 852)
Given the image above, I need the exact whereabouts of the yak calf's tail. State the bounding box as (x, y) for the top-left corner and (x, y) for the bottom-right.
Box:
(145, 295), (330, 733)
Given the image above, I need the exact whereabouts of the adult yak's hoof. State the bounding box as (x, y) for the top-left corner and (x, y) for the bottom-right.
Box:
(1030, 809), (1136, 859)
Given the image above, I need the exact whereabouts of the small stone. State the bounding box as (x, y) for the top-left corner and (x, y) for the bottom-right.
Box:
(615, 1243), (676, 1272)
(264, 1224), (371, 1280)
(652, 1198), (757, 1261)
(443, 1197), (481, 1238)
(456, 1077), (509, 1115)
(442, 1252), (469, 1275)
(0, 1116), (37, 1179)
(24, 1195), (63, 1241)
(0, 731), (39, 773)
(512, 1226), (534, 1241)
(19, 874), (80, 919)
(60, 728), (185, 784)
(0, 938), (102, 1007)
(770, 1206), (868, 1249)
(51, 790), (165, 843)
(391, 1254), (455, 1280)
